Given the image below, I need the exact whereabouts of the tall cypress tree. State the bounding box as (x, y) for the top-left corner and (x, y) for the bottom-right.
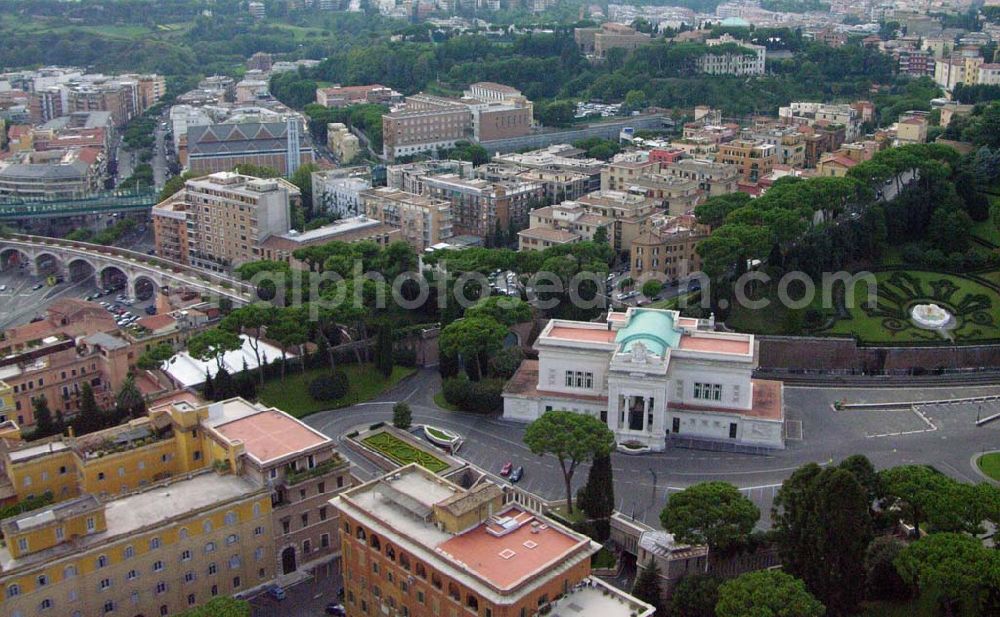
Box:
(774, 464), (873, 616)
(577, 454), (614, 541)
(375, 322), (394, 377)
(32, 396), (55, 439)
(203, 369), (216, 401)
(632, 561), (664, 615)
(77, 381), (104, 435)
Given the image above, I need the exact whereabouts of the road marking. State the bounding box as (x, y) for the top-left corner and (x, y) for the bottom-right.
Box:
(866, 405), (937, 438)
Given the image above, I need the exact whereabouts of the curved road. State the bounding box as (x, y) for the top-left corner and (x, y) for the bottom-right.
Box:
(304, 369), (1000, 527)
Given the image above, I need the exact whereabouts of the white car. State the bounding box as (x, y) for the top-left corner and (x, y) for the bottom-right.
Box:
(0, 285), (7, 292)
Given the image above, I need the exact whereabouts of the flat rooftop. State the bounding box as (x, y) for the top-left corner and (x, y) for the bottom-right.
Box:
(437, 507), (582, 591)
(547, 325), (617, 343)
(549, 577), (654, 617)
(212, 407), (331, 465)
(0, 472), (258, 572)
(668, 378), (782, 421)
(678, 334), (751, 355)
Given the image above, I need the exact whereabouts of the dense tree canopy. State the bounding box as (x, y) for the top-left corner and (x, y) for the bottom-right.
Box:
(660, 481), (760, 552)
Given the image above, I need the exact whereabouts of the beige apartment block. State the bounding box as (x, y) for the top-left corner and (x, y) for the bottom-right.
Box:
(152, 172), (299, 272)
(518, 202), (612, 251)
(361, 187), (454, 252)
(715, 139), (776, 183)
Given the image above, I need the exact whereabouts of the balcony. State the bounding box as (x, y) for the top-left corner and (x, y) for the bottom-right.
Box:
(282, 456), (345, 487)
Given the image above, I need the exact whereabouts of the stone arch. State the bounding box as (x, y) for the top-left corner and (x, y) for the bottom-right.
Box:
(98, 265), (128, 292)
(67, 257), (97, 283)
(0, 247), (30, 271)
(280, 546), (296, 575)
(133, 275), (157, 301)
(34, 252), (63, 278)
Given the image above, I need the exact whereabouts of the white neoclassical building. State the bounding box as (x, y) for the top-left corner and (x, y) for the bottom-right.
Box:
(503, 307), (784, 450)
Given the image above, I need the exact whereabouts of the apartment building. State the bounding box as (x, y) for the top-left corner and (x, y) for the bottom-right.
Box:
(361, 187), (453, 252)
(0, 147), (105, 199)
(629, 214), (709, 280)
(575, 191), (660, 254)
(601, 160), (660, 193)
(494, 147), (605, 193)
(313, 167), (373, 219)
(897, 48), (935, 76)
(715, 140), (776, 183)
(185, 120), (314, 176)
(29, 73), (164, 128)
(518, 202), (612, 251)
(152, 172), (299, 272)
(601, 161), (702, 216)
(382, 96), (472, 160)
(259, 217), (402, 269)
(315, 84), (402, 108)
(700, 34), (766, 76)
(933, 55), (998, 89)
(422, 175), (544, 243)
(894, 113), (929, 146)
(0, 300), (140, 427)
(327, 123), (361, 163)
(574, 23), (652, 58)
(0, 471), (272, 617)
(0, 396), (352, 587)
(751, 128), (806, 169)
(661, 158), (741, 197)
(778, 102), (862, 141)
(333, 464), (654, 617)
(381, 85), (533, 160)
(386, 160), (474, 195)
(475, 163), (592, 204)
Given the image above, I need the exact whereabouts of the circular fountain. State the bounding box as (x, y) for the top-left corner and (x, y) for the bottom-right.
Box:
(910, 303), (954, 331)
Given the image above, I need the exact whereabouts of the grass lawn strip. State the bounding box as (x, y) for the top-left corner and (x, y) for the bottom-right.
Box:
(425, 426), (455, 442)
(259, 364), (415, 418)
(977, 452), (1000, 481)
(362, 432), (449, 473)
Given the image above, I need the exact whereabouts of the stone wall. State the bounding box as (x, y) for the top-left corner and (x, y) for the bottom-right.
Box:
(757, 336), (1000, 374)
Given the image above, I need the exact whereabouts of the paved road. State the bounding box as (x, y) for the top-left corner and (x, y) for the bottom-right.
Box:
(249, 557), (342, 617)
(304, 369), (1000, 529)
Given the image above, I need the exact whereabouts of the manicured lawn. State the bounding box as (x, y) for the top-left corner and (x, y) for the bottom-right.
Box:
(550, 505), (587, 524)
(433, 391), (460, 412)
(978, 452), (1000, 481)
(361, 431), (449, 473)
(259, 364), (415, 418)
(821, 270), (1000, 343)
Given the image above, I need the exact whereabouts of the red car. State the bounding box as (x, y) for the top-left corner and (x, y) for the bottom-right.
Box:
(500, 462), (513, 477)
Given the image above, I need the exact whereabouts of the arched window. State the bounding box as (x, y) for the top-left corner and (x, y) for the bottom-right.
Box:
(203, 520), (213, 533)
(96, 555), (108, 568)
(415, 563), (426, 579)
(224, 511), (237, 525)
(64, 565), (78, 578)
(226, 534), (238, 545)
(179, 527), (189, 539)
(356, 527), (366, 541)
(39, 598), (53, 611)
(431, 573), (442, 590)
(123, 545), (135, 559)
(253, 503), (261, 517)
(385, 545), (395, 561)
(205, 541), (216, 553)
(369, 534), (381, 550)
(466, 595), (479, 611)
(399, 553), (411, 571)
(448, 582), (460, 601)
(6, 584), (20, 598)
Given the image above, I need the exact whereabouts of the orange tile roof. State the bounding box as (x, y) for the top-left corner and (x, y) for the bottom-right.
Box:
(213, 409), (329, 464)
(678, 335), (750, 355)
(436, 507), (584, 590)
(136, 314), (176, 331)
(547, 326), (617, 343)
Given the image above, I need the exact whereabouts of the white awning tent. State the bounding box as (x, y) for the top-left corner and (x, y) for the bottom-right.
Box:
(164, 335), (295, 388)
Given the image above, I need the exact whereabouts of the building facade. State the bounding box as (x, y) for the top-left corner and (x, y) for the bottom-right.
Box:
(502, 308), (785, 451)
(361, 187), (454, 252)
(152, 172), (299, 272)
(333, 464), (653, 617)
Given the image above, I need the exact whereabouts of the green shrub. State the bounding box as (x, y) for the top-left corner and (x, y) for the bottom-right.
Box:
(308, 370), (349, 401)
(442, 377), (504, 413)
(393, 348), (417, 367)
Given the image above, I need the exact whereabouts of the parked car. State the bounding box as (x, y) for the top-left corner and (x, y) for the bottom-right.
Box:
(0, 285), (7, 292)
(31, 283), (44, 291)
(267, 585), (286, 601)
(145, 306), (157, 315)
(509, 466), (524, 483)
(325, 603), (346, 616)
(500, 462), (513, 477)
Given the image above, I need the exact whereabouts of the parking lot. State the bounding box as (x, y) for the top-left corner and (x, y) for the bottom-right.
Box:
(249, 557), (343, 617)
(0, 265), (158, 331)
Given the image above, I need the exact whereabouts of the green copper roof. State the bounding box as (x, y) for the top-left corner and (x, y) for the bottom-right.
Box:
(614, 309), (682, 357)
